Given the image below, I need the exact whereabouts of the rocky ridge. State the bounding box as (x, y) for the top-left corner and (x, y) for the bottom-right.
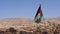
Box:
(0, 18), (60, 34)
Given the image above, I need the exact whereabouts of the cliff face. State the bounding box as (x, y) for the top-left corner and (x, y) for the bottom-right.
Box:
(0, 18), (60, 34)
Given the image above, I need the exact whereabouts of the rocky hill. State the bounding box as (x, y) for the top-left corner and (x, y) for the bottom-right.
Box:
(0, 18), (60, 34)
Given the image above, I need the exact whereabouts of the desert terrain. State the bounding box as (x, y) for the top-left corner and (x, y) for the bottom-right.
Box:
(0, 17), (60, 34)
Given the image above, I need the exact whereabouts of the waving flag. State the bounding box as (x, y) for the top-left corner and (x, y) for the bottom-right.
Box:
(34, 5), (43, 23)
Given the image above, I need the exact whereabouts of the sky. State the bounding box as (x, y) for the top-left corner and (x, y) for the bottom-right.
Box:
(0, 0), (60, 19)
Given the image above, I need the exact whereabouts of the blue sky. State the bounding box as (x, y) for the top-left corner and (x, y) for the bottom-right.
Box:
(0, 0), (60, 19)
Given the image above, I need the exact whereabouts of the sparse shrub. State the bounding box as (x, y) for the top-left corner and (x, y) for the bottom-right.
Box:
(42, 32), (48, 34)
(6, 27), (17, 34)
(0, 30), (5, 34)
(19, 31), (26, 34)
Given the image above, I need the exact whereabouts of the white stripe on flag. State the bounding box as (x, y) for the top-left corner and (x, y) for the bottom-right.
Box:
(35, 13), (40, 21)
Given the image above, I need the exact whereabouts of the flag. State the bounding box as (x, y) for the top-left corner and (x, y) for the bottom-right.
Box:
(34, 4), (43, 23)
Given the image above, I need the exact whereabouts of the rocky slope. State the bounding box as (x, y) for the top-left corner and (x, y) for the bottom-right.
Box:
(0, 18), (60, 34)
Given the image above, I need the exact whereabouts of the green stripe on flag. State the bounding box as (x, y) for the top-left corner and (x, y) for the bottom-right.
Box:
(35, 14), (43, 23)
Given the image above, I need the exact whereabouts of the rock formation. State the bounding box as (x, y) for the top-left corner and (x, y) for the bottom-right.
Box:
(0, 18), (60, 34)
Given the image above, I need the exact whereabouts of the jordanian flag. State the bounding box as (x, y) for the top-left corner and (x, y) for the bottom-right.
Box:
(34, 5), (43, 23)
